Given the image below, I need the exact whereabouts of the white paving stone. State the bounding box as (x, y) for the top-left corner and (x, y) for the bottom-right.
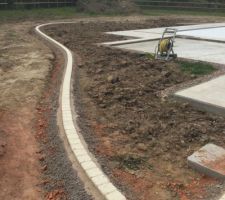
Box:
(98, 182), (117, 196)
(86, 167), (103, 178)
(81, 161), (97, 170)
(175, 75), (225, 113)
(66, 132), (79, 140)
(77, 153), (92, 163)
(74, 149), (87, 157)
(70, 142), (84, 150)
(106, 190), (127, 200)
(92, 174), (109, 186)
(220, 194), (225, 200)
(68, 138), (80, 146)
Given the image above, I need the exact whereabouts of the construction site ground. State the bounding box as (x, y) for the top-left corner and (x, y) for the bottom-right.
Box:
(0, 15), (225, 200)
(44, 17), (225, 200)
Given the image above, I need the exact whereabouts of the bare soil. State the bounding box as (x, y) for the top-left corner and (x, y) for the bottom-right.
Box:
(0, 21), (92, 200)
(0, 22), (53, 200)
(45, 17), (225, 200)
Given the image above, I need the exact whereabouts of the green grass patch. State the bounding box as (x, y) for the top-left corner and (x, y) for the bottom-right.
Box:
(141, 8), (225, 17)
(1, 6), (225, 23)
(178, 61), (216, 75)
(0, 7), (89, 22)
(0, 7), (128, 23)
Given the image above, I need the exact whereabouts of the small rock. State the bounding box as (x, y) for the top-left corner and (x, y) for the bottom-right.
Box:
(216, 184), (223, 189)
(42, 165), (47, 171)
(200, 134), (209, 143)
(96, 69), (103, 74)
(130, 133), (138, 139)
(39, 155), (45, 161)
(137, 143), (148, 151)
(99, 104), (106, 108)
(171, 191), (177, 197)
(125, 125), (135, 133)
(77, 63), (83, 68)
(107, 75), (119, 84)
(0, 141), (6, 156)
(112, 131), (120, 136)
(138, 91), (144, 96)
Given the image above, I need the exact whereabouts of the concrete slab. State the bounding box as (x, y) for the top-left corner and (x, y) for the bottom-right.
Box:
(116, 38), (225, 64)
(107, 23), (225, 40)
(102, 37), (159, 46)
(106, 23), (225, 47)
(188, 144), (225, 180)
(106, 31), (161, 39)
(178, 27), (225, 42)
(175, 75), (225, 115)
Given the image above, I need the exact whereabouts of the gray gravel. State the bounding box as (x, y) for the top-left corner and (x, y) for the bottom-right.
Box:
(38, 48), (93, 200)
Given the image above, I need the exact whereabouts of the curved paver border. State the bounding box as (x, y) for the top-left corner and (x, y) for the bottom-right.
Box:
(35, 22), (126, 200)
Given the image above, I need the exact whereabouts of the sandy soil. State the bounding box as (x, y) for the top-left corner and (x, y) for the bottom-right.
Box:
(45, 17), (225, 200)
(0, 22), (53, 199)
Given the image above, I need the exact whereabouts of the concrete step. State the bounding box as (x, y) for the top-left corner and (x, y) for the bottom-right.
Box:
(175, 75), (225, 116)
(188, 143), (225, 180)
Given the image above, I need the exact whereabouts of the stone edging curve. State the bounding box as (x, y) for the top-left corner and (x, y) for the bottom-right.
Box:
(35, 22), (126, 200)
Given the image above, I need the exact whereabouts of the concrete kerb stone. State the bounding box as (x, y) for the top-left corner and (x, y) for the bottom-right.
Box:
(35, 22), (126, 200)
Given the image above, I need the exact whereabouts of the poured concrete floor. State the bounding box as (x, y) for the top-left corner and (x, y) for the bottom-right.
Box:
(106, 22), (225, 41)
(116, 38), (225, 64)
(178, 26), (225, 41)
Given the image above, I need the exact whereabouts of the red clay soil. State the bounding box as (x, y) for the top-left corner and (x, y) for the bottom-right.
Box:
(0, 107), (42, 199)
(0, 22), (52, 200)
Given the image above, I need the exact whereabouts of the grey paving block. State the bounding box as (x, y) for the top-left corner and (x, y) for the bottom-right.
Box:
(188, 143), (225, 180)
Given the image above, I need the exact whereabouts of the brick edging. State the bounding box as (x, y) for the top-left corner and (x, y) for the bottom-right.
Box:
(35, 22), (126, 200)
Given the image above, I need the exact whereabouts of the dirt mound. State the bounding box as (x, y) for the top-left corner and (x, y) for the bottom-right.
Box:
(76, 0), (137, 13)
